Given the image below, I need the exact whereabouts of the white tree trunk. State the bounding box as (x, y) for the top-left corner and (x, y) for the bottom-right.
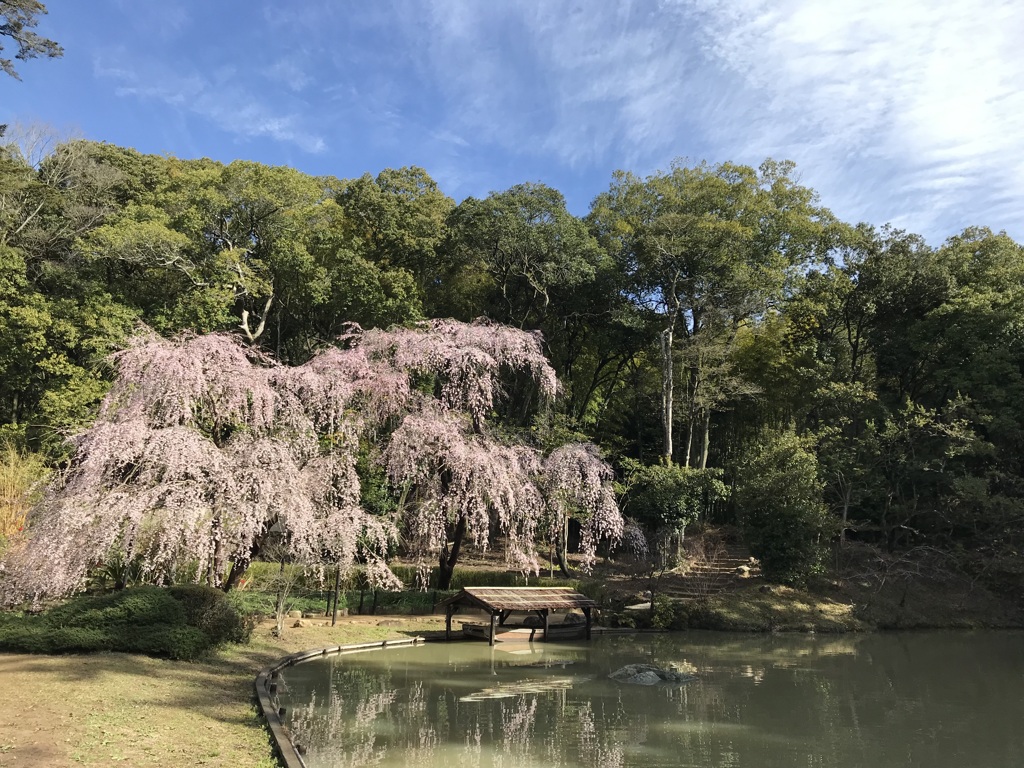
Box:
(660, 325), (674, 463)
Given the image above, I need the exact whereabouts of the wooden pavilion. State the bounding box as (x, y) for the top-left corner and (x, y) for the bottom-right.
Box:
(439, 587), (597, 645)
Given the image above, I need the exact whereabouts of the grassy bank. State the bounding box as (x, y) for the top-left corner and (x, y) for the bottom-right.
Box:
(667, 575), (1024, 633)
(0, 615), (445, 768)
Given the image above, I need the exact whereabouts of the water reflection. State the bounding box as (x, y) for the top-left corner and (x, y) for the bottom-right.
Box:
(282, 631), (1024, 768)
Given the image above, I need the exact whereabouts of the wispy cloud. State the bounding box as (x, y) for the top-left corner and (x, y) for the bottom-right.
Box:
(94, 54), (327, 154)
(393, 2), (703, 169)
(681, 0), (1024, 236)
(80, 0), (1024, 240)
(264, 57), (312, 92)
(373, 0), (1024, 238)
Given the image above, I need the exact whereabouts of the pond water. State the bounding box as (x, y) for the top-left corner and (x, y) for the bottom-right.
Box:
(279, 631), (1024, 768)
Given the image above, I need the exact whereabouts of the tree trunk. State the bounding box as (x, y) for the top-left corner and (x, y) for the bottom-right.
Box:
(660, 325), (674, 463)
(699, 407), (711, 469)
(683, 365), (700, 468)
(331, 563), (342, 626)
(207, 516), (223, 588)
(222, 530), (269, 592)
(838, 476), (852, 547)
(221, 557), (248, 593)
(437, 515), (467, 590)
(555, 516), (571, 578)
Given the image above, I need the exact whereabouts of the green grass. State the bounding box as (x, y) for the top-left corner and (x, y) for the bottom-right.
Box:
(0, 614), (446, 767)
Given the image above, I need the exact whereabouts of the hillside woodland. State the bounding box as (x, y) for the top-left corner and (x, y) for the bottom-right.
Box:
(2, 131), (1023, 600)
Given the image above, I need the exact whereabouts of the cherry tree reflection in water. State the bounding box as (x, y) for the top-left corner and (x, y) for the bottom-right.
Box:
(282, 633), (1024, 768)
(287, 660), (613, 768)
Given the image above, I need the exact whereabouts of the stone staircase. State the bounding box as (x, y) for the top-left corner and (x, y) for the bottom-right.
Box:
(657, 543), (761, 601)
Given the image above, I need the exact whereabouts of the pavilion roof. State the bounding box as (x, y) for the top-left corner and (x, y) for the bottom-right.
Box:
(439, 586), (597, 613)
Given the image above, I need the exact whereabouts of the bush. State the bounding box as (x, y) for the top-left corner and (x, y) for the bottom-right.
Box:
(168, 584), (253, 644)
(736, 430), (831, 586)
(46, 585), (185, 629)
(650, 595), (677, 630)
(0, 585), (252, 660)
(126, 624), (211, 660)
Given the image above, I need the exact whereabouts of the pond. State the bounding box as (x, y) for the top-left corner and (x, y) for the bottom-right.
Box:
(279, 631), (1024, 767)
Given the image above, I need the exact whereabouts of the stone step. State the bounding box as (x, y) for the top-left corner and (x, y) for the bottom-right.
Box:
(684, 563), (755, 572)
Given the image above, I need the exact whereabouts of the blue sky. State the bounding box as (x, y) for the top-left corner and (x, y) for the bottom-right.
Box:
(4, 0), (1023, 244)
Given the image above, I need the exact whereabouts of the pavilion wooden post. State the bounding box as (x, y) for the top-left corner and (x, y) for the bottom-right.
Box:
(542, 608), (550, 642)
(445, 605), (454, 641)
(583, 606), (592, 640)
(489, 611), (498, 646)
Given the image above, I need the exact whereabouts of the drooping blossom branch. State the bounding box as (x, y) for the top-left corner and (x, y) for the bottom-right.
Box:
(542, 443), (624, 572)
(2, 331), (386, 604)
(384, 408), (545, 575)
(2, 318), (621, 604)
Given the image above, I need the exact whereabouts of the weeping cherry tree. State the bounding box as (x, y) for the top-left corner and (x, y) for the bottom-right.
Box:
(1, 318), (622, 602)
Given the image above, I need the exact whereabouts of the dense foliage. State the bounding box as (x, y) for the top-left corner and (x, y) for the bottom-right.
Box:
(0, 584), (250, 659)
(1, 130), (1022, 590)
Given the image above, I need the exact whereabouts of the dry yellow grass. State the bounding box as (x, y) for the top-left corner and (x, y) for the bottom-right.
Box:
(0, 446), (47, 539)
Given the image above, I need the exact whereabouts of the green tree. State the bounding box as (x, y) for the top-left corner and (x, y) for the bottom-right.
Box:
(443, 182), (602, 328)
(736, 430), (831, 584)
(620, 458), (727, 563)
(0, 1), (62, 80)
(335, 166), (454, 309)
(590, 160), (837, 467)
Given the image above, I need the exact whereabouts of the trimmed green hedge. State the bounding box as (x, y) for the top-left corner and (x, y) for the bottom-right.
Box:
(0, 585), (252, 660)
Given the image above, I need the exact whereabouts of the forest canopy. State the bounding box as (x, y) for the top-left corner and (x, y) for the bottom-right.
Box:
(2, 132), (1022, 589)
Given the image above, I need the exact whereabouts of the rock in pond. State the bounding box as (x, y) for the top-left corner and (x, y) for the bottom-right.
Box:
(608, 664), (697, 686)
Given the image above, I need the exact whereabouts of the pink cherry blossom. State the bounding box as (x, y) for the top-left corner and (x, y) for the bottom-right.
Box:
(2, 319), (621, 605)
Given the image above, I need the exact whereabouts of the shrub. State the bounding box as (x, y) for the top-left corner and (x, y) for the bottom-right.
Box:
(0, 585), (252, 660)
(650, 595), (676, 630)
(736, 430), (831, 586)
(47, 626), (111, 653)
(46, 585), (184, 629)
(168, 584), (253, 644)
(126, 624), (210, 660)
(0, 620), (50, 653)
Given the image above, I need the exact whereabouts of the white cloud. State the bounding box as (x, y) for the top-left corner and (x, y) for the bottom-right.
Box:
(400, 1), (703, 168)
(88, 1), (1024, 239)
(94, 55), (326, 154)
(682, 0), (1024, 237)
(264, 57), (312, 92)
(378, 0), (1023, 238)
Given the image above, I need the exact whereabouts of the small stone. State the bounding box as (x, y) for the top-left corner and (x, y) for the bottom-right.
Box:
(287, 610), (303, 619)
(293, 619), (309, 628)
